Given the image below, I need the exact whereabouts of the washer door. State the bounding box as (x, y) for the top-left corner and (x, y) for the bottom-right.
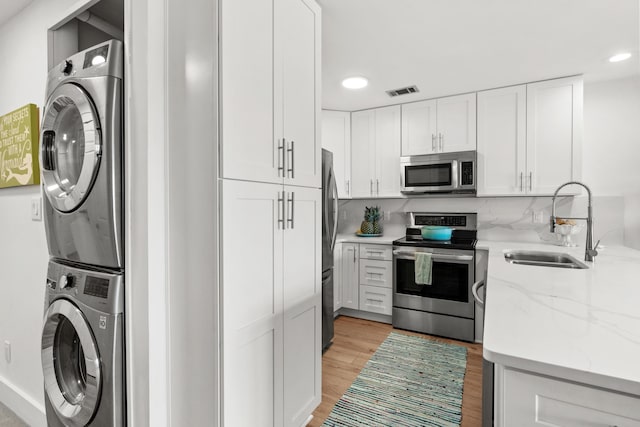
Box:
(42, 299), (101, 427)
(41, 82), (101, 213)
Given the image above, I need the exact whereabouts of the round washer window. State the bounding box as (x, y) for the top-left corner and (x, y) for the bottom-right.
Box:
(51, 101), (86, 192)
(53, 317), (88, 405)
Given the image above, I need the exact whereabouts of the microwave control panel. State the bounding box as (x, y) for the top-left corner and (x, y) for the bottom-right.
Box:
(460, 161), (474, 186)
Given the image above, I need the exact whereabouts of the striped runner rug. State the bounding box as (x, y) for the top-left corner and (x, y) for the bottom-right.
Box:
(322, 332), (468, 427)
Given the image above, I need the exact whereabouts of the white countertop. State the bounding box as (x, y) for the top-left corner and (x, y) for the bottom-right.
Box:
(478, 239), (640, 395)
(336, 233), (402, 245)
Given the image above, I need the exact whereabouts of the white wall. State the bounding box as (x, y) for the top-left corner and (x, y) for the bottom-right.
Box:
(0, 0), (78, 424)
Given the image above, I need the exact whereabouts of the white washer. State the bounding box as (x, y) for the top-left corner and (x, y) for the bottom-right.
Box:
(40, 40), (124, 269)
(42, 260), (125, 427)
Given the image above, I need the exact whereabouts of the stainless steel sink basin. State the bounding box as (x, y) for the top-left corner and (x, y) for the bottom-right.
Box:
(504, 250), (588, 269)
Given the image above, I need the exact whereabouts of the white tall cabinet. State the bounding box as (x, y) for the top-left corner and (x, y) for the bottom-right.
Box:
(221, 0), (321, 188)
(351, 105), (401, 198)
(321, 110), (351, 198)
(219, 0), (322, 425)
(477, 76), (583, 196)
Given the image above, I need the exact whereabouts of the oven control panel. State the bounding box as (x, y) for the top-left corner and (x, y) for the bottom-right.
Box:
(414, 215), (467, 227)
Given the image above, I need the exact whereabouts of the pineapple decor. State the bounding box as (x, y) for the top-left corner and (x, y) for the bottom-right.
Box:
(360, 206), (383, 235)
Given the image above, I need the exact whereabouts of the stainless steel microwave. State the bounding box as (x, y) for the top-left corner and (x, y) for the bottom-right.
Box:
(400, 151), (476, 194)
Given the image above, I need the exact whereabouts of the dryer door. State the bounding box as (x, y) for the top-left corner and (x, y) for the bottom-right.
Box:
(42, 299), (102, 427)
(41, 82), (101, 213)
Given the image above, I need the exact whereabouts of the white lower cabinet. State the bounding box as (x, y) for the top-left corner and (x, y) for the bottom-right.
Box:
(333, 243), (343, 311)
(359, 285), (392, 315)
(359, 259), (392, 289)
(496, 366), (640, 427)
(222, 180), (321, 427)
(340, 243), (359, 310)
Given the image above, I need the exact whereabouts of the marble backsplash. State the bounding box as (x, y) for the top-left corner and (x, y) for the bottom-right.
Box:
(338, 195), (626, 247)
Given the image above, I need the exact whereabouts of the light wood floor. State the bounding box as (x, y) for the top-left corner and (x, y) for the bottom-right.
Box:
(310, 315), (483, 427)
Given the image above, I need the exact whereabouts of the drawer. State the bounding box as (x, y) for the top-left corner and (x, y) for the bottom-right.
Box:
(359, 259), (392, 289)
(359, 285), (392, 315)
(501, 367), (640, 426)
(359, 244), (392, 261)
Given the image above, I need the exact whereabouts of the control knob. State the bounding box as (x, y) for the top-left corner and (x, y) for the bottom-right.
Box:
(59, 274), (74, 289)
(60, 60), (73, 75)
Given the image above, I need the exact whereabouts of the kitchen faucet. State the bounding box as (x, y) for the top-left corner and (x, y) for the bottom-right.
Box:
(550, 181), (599, 262)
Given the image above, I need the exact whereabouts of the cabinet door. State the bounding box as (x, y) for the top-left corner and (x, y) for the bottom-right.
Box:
(221, 180), (284, 427)
(350, 110), (376, 198)
(477, 85), (527, 196)
(279, 0), (321, 189)
(282, 186), (321, 427)
(526, 77), (583, 195)
(341, 243), (359, 309)
(220, 0), (281, 184)
(374, 105), (402, 197)
(436, 93), (477, 153)
(322, 110), (351, 198)
(333, 243), (342, 311)
(401, 100), (437, 156)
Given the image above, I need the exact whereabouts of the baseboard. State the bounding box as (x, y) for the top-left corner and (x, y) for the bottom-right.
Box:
(0, 375), (46, 427)
(337, 308), (392, 324)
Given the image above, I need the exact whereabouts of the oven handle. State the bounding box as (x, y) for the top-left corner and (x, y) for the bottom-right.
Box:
(392, 250), (473, 262)
(472, 279), (485, 307)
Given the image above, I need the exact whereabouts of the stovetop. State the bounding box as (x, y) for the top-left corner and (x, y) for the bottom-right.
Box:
(393, 212), (478, 250)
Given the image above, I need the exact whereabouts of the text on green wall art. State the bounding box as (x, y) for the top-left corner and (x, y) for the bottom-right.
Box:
(0, 104), (40, 189)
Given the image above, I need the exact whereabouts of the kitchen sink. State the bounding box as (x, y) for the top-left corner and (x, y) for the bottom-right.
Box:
(504, 250), (589, 269)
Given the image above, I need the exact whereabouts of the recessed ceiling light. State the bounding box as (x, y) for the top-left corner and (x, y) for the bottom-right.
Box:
(609, 53), (632, 63)
(342, 76), (368, 89)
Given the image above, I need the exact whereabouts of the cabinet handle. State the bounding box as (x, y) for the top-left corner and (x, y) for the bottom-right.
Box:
(376, 179), (379, 195)
(277, 191), (285, 229)
(287, 140), (295, 178)
(520, 172), (523, 192)
(278, 139), (285, 177)
(439, 133), (443, 151)
(370, 179), (373, 196)
(353, 248), (356, 263)
(286, 191), (295, 229)
(529, 172), (532, 191)
(431, 134), (436, 151)
(346, 180), (350, 195)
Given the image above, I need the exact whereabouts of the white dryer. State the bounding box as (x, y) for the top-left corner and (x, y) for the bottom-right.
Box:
(42, 260), (125, 427)
(41, 40), (124, 269)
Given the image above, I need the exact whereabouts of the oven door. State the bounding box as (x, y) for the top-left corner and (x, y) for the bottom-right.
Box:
(393, 247), (475, 318)
(400, 158), (458, 193)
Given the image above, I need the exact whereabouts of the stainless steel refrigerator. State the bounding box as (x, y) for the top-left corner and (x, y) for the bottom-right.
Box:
(322, 149), (338, 350)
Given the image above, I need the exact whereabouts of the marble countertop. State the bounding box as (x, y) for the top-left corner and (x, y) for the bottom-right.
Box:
(336, 233), (402, 245)
(478, 239), (640, 395)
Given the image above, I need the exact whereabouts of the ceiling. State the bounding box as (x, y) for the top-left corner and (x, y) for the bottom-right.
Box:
(0, 0), (33, 27)
(319, 0), (640, 111)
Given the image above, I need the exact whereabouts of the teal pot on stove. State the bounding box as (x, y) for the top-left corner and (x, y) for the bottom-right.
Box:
(421, 226), (453, 241)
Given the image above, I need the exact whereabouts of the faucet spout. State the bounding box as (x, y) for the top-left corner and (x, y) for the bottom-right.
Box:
(549, 181), (597, 262)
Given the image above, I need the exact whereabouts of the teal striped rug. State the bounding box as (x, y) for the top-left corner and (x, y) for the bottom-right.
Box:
(322, 332), (468, 427)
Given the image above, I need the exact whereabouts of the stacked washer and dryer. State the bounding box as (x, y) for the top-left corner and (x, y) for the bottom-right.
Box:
(39, 40), (126, 426)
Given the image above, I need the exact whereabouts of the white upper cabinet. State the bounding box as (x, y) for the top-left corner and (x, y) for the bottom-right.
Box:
(322, 110), (351, 198)
(526, 76), (583, 195)
(278, 0), (321, 189)
(401, 93), (476, 156)
(401, 100), (437, 155)
(477, 85), (527, 196)
(220, 0), (278, 184)
(351, 106), (401, 198)
(477, 76), (583, 196)
(436, 93), (477, 153)
(221, 0), (320, 188)
(375, 106), (402, 197)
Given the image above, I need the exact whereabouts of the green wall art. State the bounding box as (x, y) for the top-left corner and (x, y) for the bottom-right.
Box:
(0, 104), (40, 189)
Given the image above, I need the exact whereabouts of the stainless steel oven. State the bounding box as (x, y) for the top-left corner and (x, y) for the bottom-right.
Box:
(400, 151), (476, 194)
(392, 213), (477, 342)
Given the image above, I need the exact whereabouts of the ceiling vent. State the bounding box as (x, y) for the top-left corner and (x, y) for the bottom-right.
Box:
(386, 85), (419, 97)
